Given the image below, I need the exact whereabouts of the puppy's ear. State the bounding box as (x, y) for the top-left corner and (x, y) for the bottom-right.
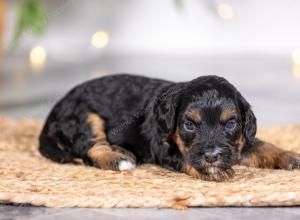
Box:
(154, 85), (180, 137)
(243, 108), (257, 145)
(238, 93), (257, 146)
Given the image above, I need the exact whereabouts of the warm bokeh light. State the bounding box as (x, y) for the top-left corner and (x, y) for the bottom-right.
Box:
(91, 31), (109, 48)
(292, 64), (300, 79)
(90, 69), (106, 79)
(218, 3), (234, 20)
(292, 49), (300, 65)
(29, 46), (47, 71)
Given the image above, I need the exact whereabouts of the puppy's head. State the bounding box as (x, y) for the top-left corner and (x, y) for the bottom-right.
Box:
(157, 75), (256, 180)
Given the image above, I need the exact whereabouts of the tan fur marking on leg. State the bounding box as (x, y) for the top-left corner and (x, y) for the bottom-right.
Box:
(238, 140), (300, 169)
(240, 142), (280, 168)
(88, 144), (128, 170)
(86, 113), (107, 143)
(86, 113), (136, 170)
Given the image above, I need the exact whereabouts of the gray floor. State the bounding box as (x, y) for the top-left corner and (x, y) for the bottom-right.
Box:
(2, 205), (300, 220)
(1, 54), (300, 219)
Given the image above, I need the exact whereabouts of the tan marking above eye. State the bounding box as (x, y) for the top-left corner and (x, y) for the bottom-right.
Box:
(185, 108), (201, 123)
(220, 107), (237, 122)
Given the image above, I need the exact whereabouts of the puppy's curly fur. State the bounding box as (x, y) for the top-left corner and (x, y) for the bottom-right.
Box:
(39, 74), (300, 181)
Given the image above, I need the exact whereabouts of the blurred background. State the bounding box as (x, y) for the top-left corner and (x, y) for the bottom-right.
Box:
(0, 0), (300, 124)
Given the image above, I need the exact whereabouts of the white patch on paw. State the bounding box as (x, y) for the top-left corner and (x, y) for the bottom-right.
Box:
(118, 160), (136, 171)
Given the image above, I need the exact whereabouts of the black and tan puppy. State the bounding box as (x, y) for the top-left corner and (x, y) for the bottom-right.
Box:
(39, 74), (300, 181)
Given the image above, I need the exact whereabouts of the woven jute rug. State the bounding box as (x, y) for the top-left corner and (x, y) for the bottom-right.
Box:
(1, 117), (300, 209)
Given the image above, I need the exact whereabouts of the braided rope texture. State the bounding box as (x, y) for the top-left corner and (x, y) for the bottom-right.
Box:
(0, 117), (300, 209)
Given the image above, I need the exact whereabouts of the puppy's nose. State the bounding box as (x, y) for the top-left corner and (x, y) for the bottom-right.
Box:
(204, 151), (220, 163)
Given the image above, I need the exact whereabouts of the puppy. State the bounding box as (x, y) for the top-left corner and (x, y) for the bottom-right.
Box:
(39, 74), (300, 181)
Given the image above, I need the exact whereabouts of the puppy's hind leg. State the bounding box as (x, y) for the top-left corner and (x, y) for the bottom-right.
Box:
(86, 113), (136, 171)
(240, 138), (300, 170)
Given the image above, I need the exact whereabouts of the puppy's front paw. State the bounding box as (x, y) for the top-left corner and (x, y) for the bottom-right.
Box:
(89, 149), (136, 171)
(185, 165), (234, 182)
(202, 168), (235, 182)
(279, 152), (300, 170)
(108, 154), (136, 171)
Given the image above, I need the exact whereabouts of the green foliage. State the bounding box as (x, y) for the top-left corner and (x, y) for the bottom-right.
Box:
(12, 0), (47, 47)
(11, 0), (183, 48)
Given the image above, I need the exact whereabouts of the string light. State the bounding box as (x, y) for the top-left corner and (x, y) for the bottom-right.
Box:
(29, 46), (47, 71)
(91, 31), (109, 48)
(292, 49), (300, 65)
(291, 49), (300, 79)
(218, 3), (234, 20)
(292, 64), (300, 79)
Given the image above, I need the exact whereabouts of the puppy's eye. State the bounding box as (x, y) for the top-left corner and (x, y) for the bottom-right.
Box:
(183, 121), (196, 132)
(225, 119), (237, 130)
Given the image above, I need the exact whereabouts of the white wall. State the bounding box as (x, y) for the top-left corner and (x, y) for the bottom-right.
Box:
(5, 0), (300, 59)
